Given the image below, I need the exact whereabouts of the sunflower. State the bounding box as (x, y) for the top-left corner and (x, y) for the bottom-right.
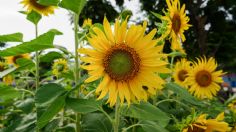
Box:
(52, 59), (69, 77)
(173, 59), (191, 87)
(185, 57), (224, 99)
(162, 0), (191, 43)
(182, 112), (230, 132)
(3, 75), (14, 85)
(82, 18), (92, 28)
(79, 17), (170, 106)
(6, 54), (30, 67)
(20, 0), (56, 16)
(228, 100), (236, 113)
(171, 39), (186, 55)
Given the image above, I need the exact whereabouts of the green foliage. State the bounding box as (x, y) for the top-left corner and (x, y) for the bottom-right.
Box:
(0, 85), (21, 101)
(66, 98), (102, 113)
(59, 0), (87, 14)
(27, 11), (42, 25)
(40, 52), (63, 63)
(0, 33), (23, 42)
(0, 29), (62, 57)
(37, 0), (60, 6)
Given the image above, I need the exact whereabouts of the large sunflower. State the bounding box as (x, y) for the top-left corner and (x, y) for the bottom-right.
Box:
(21, 0), (56, 16)
(6, 54), (30, 67)
(186, 57), (224, 99)
(173, 59), (191, 87)
(79, 17), (170, 106)
(162, 0), (191, 43)
(183, 113), (230, 132)
(52, 59), (68, 77)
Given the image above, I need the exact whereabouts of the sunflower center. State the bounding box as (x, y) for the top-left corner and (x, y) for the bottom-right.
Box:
(13, 55), (23, 64)
(103, 44), (140, 82)
(196, 70), (212, 87)
(30, 0), (48, 9)
(172, 13), (181, 34)
(187, 124), (205, 132)
(57, 64), (65, 72)
(178, 70), (188, 82)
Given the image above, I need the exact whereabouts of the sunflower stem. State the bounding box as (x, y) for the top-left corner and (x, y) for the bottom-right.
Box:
(74, 13), (81, 132)
(114, 99), (120, 132)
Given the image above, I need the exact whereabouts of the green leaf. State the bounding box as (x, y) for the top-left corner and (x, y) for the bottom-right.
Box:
(151, 11), (162, 19)
(165, 83), (204, 106)
(139, 121), (168, 132)
(0, 33), (23, 42)
(37, 0), (60, 6)
(81, 113), (112, 132)
(35, 83), (66, 108)
(59, 0), (87, 14)
(37, 95), (66, 129)
(0, 67), (16, 78)
(66, 98), (101, 113)
(16, 98), (35, 113)
(0, 29), (62, 57)
(40, 51), (63, 63)
(0, 85), (21, 101)
(27, 10), (42, 25)
(121, 102), (170, 127)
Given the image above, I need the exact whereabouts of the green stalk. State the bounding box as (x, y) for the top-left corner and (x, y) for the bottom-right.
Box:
(114, 100), (120, 132)
(74, 13), (81, 132)
(35, 24), (39, 89)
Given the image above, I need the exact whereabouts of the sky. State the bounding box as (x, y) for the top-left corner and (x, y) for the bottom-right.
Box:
(0, 0), (141, 52)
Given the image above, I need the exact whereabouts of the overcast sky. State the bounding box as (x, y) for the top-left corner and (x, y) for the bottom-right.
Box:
(0, 0), (141, 52)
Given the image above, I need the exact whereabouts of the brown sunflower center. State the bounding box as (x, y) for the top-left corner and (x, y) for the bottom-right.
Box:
(13, 55), (23, 64)
(178, 70), (188, 82)
(103, 44), (140, 82)
(195, 70), (212, 87)
(187, 124), (205, 132)
(172, 13), (181, 34)
(29, 0), (48, 9)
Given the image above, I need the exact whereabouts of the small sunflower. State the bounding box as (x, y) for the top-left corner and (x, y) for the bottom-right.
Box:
(171, 39), (186, 55)
(6, 54), (30, 67)
(79, 17), (170, 106)
(162, 0), (191, 43)
(173, 59), (191, 87)
(82, 18), (92, 28)
(21, 0), (56, 16)
(186, 57), (224, 99)
(182, 112), (230, 132)
(52, 59), (69, 77)
(228, 100), (236, 113)
(3, 75), (14, 85)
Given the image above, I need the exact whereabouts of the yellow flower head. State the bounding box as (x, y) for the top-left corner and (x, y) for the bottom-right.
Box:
(186, 57), (224, 99)
(20, 0), (56, 16)
(82, 18), (92, 28)
(6, 54), (30, 67)
(173, 59), (191, 87)
(171, 39), (186, 54)
(79, 17), (170, 106)
(3, 75), (14, 85)
(52, 59), (69, 77)
(162, 0), (191, 43)
(183, 112), (230, 132)
(228, 100), (236, 113)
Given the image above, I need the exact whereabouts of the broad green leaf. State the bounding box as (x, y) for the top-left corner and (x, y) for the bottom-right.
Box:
(37, 0), (60, 6)
(0, 67), (16, 78)
(66, 98), (101, 113)
(121, 102), (170, 127)
(81, 113), (112, 132)
(165, 83), (204, 106)
(0, 33), (23, 42)
(59, 0), (87, 14)
(35, 83), (66, 107)
(16, 98), (35, 113)
(27, 10), (42, 25)
(37, 95), (66, 129)
(40, 51), (63, 63)
(0, 29), (62, 57)
(43, 119), (60, 132)
(139, 121), (168, 132)
(0, 85), (21, 101)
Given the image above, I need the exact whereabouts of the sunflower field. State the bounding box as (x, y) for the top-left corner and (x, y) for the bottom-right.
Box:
(0, 0), (236, 132)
